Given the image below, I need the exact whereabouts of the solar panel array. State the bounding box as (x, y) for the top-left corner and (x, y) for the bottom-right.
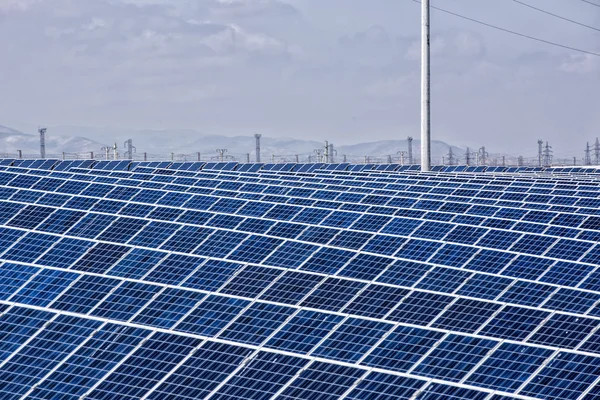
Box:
(0, 158), (600, 399)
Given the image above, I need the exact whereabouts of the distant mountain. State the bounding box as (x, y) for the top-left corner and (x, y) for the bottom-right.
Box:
(0, 123), (468, 162)
(0, 125), (104, 156)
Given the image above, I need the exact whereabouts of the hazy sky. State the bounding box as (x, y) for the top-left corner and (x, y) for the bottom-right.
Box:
(1, 0), (599, 156)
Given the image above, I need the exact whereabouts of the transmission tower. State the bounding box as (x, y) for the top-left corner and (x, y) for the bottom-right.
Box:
(216, 148), (228, 162)
(101, 146), (111, 160)
(112, 143), (119, 160)
(537, 140), (544, 167)
(585, 142), (592, 166)
(446, 147), (455, 166)
(254, 133), (261, 162)
(542, 141), (553, 167)
(407, 136), (414, 164)
(328, 143), (336, 163)
(465, 147), (471, 166)
(478, 146), (489, 166)
(38, 127), (47, 159)
(594, 138), (600, 165)
(123, 139), (136, 160)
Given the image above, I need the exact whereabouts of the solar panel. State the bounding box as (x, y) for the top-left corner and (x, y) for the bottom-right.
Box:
(0, 160), (600, 398)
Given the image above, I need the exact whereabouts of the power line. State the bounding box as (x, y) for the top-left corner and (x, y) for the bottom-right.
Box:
(580, 0), (600, 9)
(410, 0), (600, 57)
(512, 0), (600, 33)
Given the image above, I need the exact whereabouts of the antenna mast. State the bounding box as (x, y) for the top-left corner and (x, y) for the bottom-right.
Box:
(421, 0), (431, 171)
(38, 127), (47, 159)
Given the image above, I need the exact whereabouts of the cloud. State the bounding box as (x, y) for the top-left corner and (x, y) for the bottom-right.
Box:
(0, 0), (598, 156)
(0, 0), (39, 12)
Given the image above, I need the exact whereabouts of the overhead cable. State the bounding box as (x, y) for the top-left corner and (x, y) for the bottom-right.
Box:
(512, 0), (600, 33)
(410, 0), (600, 57)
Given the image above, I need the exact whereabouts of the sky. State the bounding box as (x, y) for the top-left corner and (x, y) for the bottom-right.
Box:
(0, 0), (599, 157)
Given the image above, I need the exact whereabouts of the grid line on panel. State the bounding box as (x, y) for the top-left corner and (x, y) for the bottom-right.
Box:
(63, 165), (600, 220)
(2, 164), (600, 399)
(6, 258), (600, 362)
(78, 330), (159, 398)
(17, 321), (109, 399)
(4, 171), (600, 258)
(2, 187), (600, 297)
(513, 349), (560, 395)
(4, 216), (600, 332)
(0, 313), (61, 370)
(139, 339), (209, 400)
(337, 369), (373, 400)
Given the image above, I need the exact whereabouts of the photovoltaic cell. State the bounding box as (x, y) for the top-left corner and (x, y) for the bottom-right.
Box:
(2, 161), (600, 399)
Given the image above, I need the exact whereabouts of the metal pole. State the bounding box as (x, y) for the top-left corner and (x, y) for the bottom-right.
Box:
(39, 128), (47, 159)
(17, 150), (22, 159)
(254, 133), (261, 163)
(421, 0), (431, 172)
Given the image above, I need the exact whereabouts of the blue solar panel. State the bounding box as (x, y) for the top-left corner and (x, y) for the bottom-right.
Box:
(1, 160), (600, 398)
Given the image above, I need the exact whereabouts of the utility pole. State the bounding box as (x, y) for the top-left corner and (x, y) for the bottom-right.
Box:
(397, 151), (407, 165)
(421, 0), (431, 171)
(143, 152), (148, 161)
(542, 141), (553, 167)
(465, 147), (471, 166)
(502, 156), (506, 167)
(518, 156), (524, 167)
(216, 148), (228, 162)
(343, 154), (347, 163)
(324, 141), (329, 163)
(538, 140), (543, 167)
(197, 152), (201, 161)
(407, 136), (414, 164)
(254, 133), (261, 162)
(573, 157), (577, 166)
(38, 127), (47, 159)
(585, 142), (592, 166)
(102, 146), (110, 160)
(17, 150), (22, 159)
(112, 142), (118, 160)
(295, 155), (299, 163)
(246, 153), (250, 163)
